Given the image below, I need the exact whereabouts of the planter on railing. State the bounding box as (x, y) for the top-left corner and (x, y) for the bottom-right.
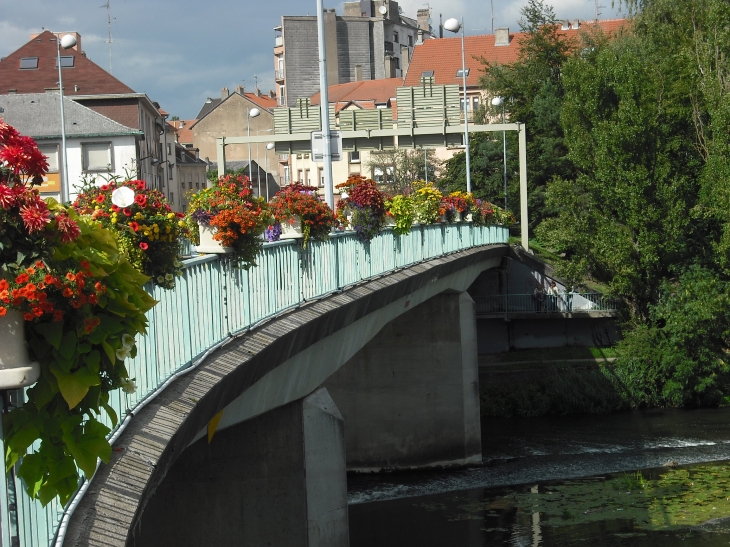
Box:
(0, 310), (40, 389)
(195, 223), (233, 254)
(280, 216), (304, 240)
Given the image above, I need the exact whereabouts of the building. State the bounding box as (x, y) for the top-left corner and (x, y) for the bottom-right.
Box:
(0, 30), (167, 196)
(0, 93), (141, 201)
(169, 118), (196, 149)
(190, 86), (280, 195)
(274, 0), (432, 107)
(173, 144), (208, 212)
(403, 19), (630, 117)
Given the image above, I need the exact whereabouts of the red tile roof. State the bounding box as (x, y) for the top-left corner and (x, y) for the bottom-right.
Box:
(0, 30), (135, 95)
(244, 92), (277, 110)
(404, 19), (630, 88)
(169, 119), (196, 144)
(310, 78), (402, 106)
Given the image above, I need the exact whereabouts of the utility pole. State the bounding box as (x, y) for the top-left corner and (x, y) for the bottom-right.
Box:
(316, 0), (334, 208)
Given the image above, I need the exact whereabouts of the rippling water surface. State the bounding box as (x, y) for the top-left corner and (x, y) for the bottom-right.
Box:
(348, 407), (730, 546)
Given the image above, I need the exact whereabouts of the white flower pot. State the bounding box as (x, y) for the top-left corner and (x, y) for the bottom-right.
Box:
(0, 310), (40, 389)
(384, 215), (396, 227)
(439, 213), (448, 223)
(195, 223), (233, 254)
(280, 216), (304, 239)
(454, 211), (462, 222)
(465, 213), (473, 222)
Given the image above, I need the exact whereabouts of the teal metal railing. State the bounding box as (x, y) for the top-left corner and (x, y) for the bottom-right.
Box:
(474, 292), (620, 314)
(2, 223), (508, 547)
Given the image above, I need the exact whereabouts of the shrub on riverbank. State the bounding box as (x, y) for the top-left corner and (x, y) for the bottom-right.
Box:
(480, 363), (631, 417)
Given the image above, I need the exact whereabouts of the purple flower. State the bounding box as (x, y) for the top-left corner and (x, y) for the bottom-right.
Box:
(264, 223), (282, 242)
(191, 209), (214, 226)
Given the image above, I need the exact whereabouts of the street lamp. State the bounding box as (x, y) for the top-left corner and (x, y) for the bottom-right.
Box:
(491, 96), (508, 211)
(265, 142), (275, 200)
(57, 33), (77, 203)
(247, 107), (260, 190)
(443, 17), (471, 194)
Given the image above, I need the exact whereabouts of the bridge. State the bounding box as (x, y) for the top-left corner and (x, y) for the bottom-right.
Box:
(1, 224), (518, 547)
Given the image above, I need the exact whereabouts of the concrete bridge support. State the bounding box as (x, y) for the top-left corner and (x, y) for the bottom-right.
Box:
(324, 291), (482, 470)
(132, 388), (349, 547)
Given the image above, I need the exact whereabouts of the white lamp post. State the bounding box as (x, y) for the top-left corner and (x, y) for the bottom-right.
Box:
(491, 96), (508, 211)
(57, 33), (77, 203)
(443, 17), (471, 194)
(247, 107), (260, 191)
(265, 142), (275, 200)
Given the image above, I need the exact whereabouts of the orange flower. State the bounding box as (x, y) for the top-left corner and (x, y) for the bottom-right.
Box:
(23, 312), (34, 321)
(0, 307), (6, 317)
(66, 272), (75, 281)
(62, 287), (74, 298)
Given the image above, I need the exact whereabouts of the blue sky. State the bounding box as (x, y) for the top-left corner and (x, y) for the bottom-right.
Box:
(0, 0), (624, 120)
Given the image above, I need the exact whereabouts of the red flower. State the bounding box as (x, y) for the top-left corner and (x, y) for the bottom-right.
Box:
(134, 194), (148, 207)
(19, 203), (51, 233)
(53, 310), (64, 322)
(139, 242), (149, 250)
(95, 194), (106, 203)
(55, 214), (81, 243)
(100, 184), (110, 191)
(0, 307), (6, 317)
(123, 208), (132, 217)
(129, 221), (140, 232)
(15, 273), (29, 284)
(23, 312), (34, 321)
(80, 260), (91, 271)
(0, 184), (14, 209)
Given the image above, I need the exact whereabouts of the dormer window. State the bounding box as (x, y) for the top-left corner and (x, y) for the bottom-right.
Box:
(19, 57), (38, 70)
(56, 56), (75, 68)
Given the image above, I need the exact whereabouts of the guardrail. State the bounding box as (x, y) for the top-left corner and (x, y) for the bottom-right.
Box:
(474, 292), (620, 314)
(1, 223), (508, 547)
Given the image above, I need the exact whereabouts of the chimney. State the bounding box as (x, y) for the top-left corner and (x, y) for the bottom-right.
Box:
(180, 121), (185, 128)
(416, 8), (430, 31)
(221, 87), (229, 100)
(561, 20), (570, 30)
(235, 85), (244, 95)
(416, 29), (424, 44)
(355, 64), (363, 81)
(571, 19), (581, 29)
(384, 55), (395, 78)
(400, 45), (410, 77)
(494, 28), (510, 46)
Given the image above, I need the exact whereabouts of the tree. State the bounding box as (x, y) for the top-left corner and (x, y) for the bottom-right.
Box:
(366, 148), (439, 194)
(476, 0), (576, 226)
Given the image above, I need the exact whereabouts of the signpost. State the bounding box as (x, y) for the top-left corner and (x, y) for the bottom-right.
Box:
(311, 130), (342, 162)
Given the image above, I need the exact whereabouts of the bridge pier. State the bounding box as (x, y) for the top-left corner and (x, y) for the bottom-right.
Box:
(131, 387), (349, 547)
(324, 291), (482, 471)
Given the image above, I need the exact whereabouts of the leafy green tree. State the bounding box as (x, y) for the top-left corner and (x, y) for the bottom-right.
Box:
(366, 148), (439, 194)
(472, 0), (576, 226)
(536, 32), (703, 318)
(614, 266), (730, 407)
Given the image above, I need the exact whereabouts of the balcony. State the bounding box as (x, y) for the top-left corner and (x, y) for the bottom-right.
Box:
(275, 36), (283, 48)
(275, 70), (285, 81)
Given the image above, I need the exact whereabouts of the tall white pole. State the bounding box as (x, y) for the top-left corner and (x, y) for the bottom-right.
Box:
(316, 0), (334, 208)
(460, 18), (472, 194)
(57, 40), (70, 203)
(502, 105), (507, 210)
(247, 110), (252, 191)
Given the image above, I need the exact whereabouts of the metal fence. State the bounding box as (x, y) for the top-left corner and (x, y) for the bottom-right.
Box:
(474, 292), (620, 315)
(1, 223), (508, 547)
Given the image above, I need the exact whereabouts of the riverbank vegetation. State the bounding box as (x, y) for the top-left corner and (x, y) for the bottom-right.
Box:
(466, 0), (730, 409)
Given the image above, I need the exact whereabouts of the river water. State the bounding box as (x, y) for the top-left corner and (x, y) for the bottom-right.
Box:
(348, 407), (730, 546)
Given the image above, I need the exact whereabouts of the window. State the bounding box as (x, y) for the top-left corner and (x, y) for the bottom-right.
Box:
(166, 143), (171, 156)
(393, 32), (399, 43)
(472, 96), (480, 110)
(170, 192), (174, 204)
(82, 142), (112, 171)
(279, 86), (286, 106)
(297, 169), (303, 182)
(408, 35), (413, 47)
(19, 57), (38, 69)
(394, 57), (400, 69)
(318, 168), (324, 187)
(349, 151), (360, 163)
(283, 166), (290, 184)
(456, 68), (470, 78)
(38, 145), (59, 172)
(181, 180), (186, 189)
(55, 56), (74, 68)
(304, 169), (310, 185)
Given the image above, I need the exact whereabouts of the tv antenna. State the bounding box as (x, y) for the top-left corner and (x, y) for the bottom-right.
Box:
(594, 0), (605, 21)
(491, 0), (494, 33)
(100, 1), (115, 73)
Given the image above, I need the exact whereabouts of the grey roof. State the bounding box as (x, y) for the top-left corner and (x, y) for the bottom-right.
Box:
(0, 93), (142, 140)
(196, 97), (222, 120)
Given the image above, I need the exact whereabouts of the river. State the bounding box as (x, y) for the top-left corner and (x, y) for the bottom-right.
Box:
(348, 407), (730, 546)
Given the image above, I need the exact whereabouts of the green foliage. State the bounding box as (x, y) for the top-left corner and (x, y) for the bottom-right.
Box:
(614, 266), (730, 407)
(384, 195), (415, 235)
(367, 148), (439, 194)
(4, 212), (155, 507)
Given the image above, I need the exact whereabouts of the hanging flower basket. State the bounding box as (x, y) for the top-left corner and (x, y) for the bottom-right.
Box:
(280, 215), (304, 240)
(0, 309), (40, 389)
(195, 223), (233, 253)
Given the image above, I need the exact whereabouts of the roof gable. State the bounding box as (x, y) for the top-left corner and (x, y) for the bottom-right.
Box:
(310, 78), (401, 106)
(0, 31), (135, 96)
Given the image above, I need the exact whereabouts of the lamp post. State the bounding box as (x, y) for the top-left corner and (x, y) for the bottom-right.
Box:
(247, 106), (260, 193)
(316, 0), (334, 208)
(57, 33), (77, 203)
(491, 96), (508, 211)
(443, 17), (471, 194)
(265, 142), (275, 200)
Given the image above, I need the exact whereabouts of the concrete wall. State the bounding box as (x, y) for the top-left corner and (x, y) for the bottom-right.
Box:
(324, 291), (482, 470)
(132, 388), (349, 547)
(477, 316), (620, 354)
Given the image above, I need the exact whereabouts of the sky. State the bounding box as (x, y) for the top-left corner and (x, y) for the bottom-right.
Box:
(0, 0), (625, 120)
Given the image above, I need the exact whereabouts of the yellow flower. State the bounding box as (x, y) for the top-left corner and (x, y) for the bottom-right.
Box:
(167, 213), (175, 219)
(178, 221), (185, 227)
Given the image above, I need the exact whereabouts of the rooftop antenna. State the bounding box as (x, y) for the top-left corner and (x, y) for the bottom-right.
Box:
(594, 0), (605, 21)
(491, 0), (494, 33)
(101, 1), (114, 73)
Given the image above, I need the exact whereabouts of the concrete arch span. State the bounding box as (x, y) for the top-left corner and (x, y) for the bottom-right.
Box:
(63, 244), (508, 547)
